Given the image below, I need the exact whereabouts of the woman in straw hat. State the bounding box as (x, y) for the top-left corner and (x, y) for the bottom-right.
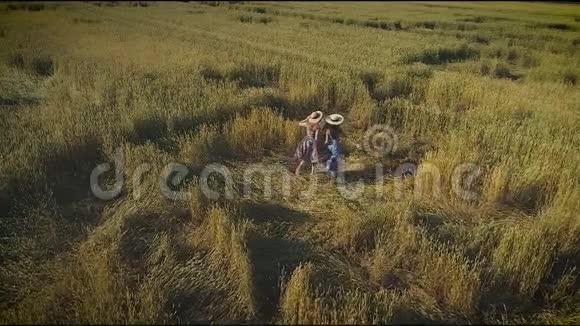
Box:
(323, 113), (344, 178)
(294, 111), (324, 175)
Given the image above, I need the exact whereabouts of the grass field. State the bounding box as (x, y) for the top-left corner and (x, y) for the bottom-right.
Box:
(0, 1), (579, 324)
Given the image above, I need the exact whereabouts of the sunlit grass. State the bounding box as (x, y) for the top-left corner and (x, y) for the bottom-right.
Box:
(0, 1), (579, 324)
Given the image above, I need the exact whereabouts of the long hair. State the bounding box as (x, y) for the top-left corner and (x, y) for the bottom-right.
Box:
(326, 124), (342, 139)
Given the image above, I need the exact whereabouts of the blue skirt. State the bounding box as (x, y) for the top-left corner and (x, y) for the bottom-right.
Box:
(326, 139), (341, 174)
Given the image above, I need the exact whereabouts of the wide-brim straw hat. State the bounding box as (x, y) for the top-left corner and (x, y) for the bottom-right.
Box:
(308, 110), (324, 124)
(325, 113), (344, 126)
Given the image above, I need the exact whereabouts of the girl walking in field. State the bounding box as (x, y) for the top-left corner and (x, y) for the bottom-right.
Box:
(323, 114), (344, 178)
(294, 111), (324, 175)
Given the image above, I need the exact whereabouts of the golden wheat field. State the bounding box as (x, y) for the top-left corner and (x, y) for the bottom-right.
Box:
(0, 1), (579, 324)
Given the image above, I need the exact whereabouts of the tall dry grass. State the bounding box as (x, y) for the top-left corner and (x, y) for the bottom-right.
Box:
(0, 1), (579, 324)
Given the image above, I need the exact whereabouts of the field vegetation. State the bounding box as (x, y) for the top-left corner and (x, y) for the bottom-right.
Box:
(0, 1), (579, 324)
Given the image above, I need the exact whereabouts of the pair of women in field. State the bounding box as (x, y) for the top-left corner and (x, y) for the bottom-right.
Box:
(294, 110), (344, 177)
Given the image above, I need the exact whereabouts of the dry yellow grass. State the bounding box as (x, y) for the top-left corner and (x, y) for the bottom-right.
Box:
(0, 1), (579, 324)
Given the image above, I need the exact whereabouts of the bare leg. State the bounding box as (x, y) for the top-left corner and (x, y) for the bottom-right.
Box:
(311, 163), (316, 175)
(312, 161), (324, 174)
(295, 160), (305, 175)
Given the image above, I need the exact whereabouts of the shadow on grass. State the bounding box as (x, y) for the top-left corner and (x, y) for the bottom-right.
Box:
(132, 116), (168, 143)
(240, 201), (313, 320)
(511, 181), (551, 215)
(247, 235), (313, 321)
(494, 64), (521, 80)
(406, 45), (479, 65)
(0, 95), (41, 107)
(119, 212), (165, 272)
(200, 62), (281, 89)
(228, 63), (280, 89)
(240, 201), (311, 225)
(535, 22), (575, 31)
(342, 164), (386, 183)
(44, 137), (104, 204)
(249, 91), (320, 121)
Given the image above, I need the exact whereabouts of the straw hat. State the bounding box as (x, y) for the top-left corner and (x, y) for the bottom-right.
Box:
(325, 113), (344, 126)
(308, 111), (324, 124)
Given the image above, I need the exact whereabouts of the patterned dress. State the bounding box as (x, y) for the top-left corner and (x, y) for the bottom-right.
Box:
(294, 135), (318, 163)
(294, 126), (319, 163)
